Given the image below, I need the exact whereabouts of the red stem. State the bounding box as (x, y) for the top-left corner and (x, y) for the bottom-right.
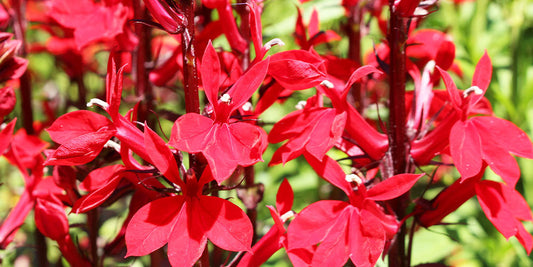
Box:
(12, 0), (34, 135)
(88, 209), (99, 266)
(346, 5), (365, 115)
(181, 0), (200, 115)
(133, 0), (154, 126)
(386, 2), (409, 267)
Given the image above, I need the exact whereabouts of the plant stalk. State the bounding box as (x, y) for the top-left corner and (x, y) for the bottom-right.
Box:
(12, 0), (34, 135)
(386, 1), (409, 266)
(133, 0), (154, 126)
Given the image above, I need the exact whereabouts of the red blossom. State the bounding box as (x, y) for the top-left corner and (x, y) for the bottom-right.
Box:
(125, 126), (252, 266)
(169, 42), (269, 183)
(438, 51), (533, 183)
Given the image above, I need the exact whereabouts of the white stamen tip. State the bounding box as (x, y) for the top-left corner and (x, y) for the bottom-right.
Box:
(241, 102), (253, 111)
(264, 38), (285, 50)
(104, 140), (121, 152)
(345, 174), (363, 185)
(463, 86), (483, 98)
(295, 100), (307, 110)
(425, 60), (436, 73)
(413, 7), (429, 16)
(280, 210), (296, 222)
(320, 80), (334, 89)
(87, 98), (110, 110)
(220, 93), (232, 104)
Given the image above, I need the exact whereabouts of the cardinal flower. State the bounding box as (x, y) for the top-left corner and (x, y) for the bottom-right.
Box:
(238, 178), (315, 266)
(288, 153), (423, 266)
(268, 95), (346, 165)
(169, 42), (269, 183)
(438, 51), (533, 184)
(125, 126), (252, 267)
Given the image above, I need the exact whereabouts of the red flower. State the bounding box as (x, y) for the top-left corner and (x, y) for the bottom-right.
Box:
(269, 95), (346, 165)
(169, 42), (269, 183)
(125, 126), (252, 266)
(288, 153), (423, 266)
(438, 51), (533, 184)
(238, 178), (315, 266)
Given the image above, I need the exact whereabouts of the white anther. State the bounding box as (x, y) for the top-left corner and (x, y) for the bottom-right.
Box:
(462, 86), (483, 98)
(345, 174), (363, 185)
(104, 140), (121, 152)
(320, 80), (334, 89)
(280, 210), (296, 222)
(220, 93), (232, 104)
(424, 60), (436, 73)
(295, 101), (307, 110)
(241, 102), (253, 112)
(264, 38), (285, 50)
(87, 98), (110, 110)
(413, 7), (429, 16)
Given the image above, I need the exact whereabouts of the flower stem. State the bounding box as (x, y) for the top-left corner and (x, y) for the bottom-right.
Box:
(386, 1), (409, 266)
(12, 0), (34, 135)
(133, 0), (154, 126)
(181, 0), (200, 115)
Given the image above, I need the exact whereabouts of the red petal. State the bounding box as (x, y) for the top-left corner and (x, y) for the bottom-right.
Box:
(199, 196), (253, 252)
(342, 65), (383, 99)
(268, 50), (327, 90)
(72, 173), (122, 214)
(47, 110), (113, 145)
(169, 113), (214, 153)
(472, 116), (533, 159)
(167, 200), (208, 267)
(0, 192), (33, 249)
(226, 58), (270, 117)
(476, 181), (519, 238)
(0, 86), (16, 118)
(237, 226), (283, 267)
(471, 51), (492, 102)
(437, 66), (462, 111)
(200, 41), (222, 109)
(516, 223), (533, 254)
(449, 120), (483, 179)
(125, 196), (185, 257)
(0, 118), (16, 155)
(349, 209), (386, 267)
(288, 200), (349, 249)
(79, 165), (125, 192)
(366, 174), (424, 201)
(34, 198), (68, 241)
(311, 208), (351, 267)
(304, 153), (353, 197)
(168, 113), (215, 153)
(144, 125), (183, 187)
(205, 122), (267, 183)
(45, 129), (115, 165)
(276, 178), (294, 215)
(143, 0), (185, 33)
(106, 54), (126, 118)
